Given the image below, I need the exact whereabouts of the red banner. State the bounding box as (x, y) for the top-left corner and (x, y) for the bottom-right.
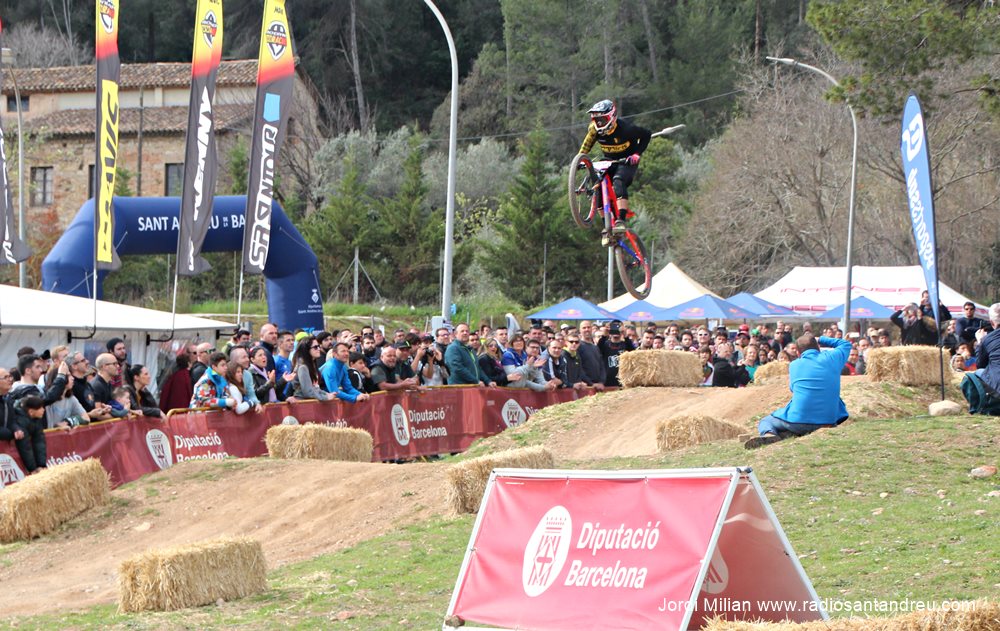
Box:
(0, 387), (599, 488)
(446, 469), (826, 629)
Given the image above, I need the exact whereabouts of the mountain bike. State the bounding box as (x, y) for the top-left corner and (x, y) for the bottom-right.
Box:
(567, 125), (684, 300)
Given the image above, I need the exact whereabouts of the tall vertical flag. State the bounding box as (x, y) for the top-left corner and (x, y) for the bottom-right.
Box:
(241, 0), (295, 275)
(0, 18), (31, 266)
(177, 0), (224, 276)
(900, 93), (940, 328)
(95, 0), (121, 271)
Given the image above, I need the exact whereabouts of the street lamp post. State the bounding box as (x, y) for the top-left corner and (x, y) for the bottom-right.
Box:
(766, 56), (859, 336)
(1, 47), (25, 288)
(423, 0), (459, 325)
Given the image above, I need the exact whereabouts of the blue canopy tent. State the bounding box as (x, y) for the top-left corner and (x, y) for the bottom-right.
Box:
(528, 297), (620, 321)
(727, 292), (797, 318)
(658, 295), (757, 321)
(614, 299), (677, 322)
(818, 296), (895, 320)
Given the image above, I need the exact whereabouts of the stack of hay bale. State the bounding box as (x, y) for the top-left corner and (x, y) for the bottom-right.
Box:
(118, 537), (267, 612)
(618, 350), (702, 387)
(752, 361), (789, 386)
(865, 346), (949, 386)
(445, 446), (554, 513)
(265, 424), (373, 462)
(0, 459), (110, 542)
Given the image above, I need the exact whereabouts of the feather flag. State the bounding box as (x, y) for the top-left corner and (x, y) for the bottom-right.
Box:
(241, 0), (295, 275)
(95, 0), (121, 271)
(177, 0), (224, 276)
(0, 18), (31, 266)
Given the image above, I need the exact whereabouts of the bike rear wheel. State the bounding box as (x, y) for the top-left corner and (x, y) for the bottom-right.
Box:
(568, 153), (598, 229)
(615, 230), (652, 300)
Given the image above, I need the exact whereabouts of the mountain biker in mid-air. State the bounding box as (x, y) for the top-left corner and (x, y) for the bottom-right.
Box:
(578, 99), (652, 246)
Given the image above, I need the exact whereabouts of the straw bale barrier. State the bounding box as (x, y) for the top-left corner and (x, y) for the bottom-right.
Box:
(752, 361), (789, 385)
(656, 415), (745, 452)
(0, 458), (110, 543)
(446, 446), (555, 514)
(866, 346), (950, 386)
(265, 424), (373, 462)
(618, 350), (702, 387)
(118, 537), (267, 612)
(703, 599), (999, 630)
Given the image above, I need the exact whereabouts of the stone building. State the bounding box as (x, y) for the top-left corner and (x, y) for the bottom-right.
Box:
(1, 59), (323, 231)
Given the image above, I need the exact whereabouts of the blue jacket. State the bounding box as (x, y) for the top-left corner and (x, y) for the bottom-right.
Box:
(976, 329), (1000, 393)
(320, 359), (363, 403)
(772, 336), (851, 426)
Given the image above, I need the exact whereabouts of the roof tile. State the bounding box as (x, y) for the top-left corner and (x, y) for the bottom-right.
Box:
(2, 59), (258, 94)
(24, 103), (253, 137)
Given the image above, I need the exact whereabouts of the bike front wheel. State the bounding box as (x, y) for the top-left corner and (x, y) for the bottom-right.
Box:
(615, 230), (652, 300)
(568, 153), (598, 229)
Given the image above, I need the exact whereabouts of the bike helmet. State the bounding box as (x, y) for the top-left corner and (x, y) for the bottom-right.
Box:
(588, 99), (617, 133)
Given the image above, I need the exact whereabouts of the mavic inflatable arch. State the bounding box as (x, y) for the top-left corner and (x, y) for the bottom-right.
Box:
(41, 196), (324, 330)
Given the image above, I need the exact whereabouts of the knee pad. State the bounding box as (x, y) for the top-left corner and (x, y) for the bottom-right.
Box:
(612, 177), (626, 199)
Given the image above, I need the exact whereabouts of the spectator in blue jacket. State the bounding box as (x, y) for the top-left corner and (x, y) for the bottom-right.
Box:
(975, 303), (1000, 393)
(321, 343), (371, 403)
(745, 333), (852, 449)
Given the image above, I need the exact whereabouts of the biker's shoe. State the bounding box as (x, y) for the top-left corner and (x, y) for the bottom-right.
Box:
(612, 219), (627, 236)
(600, 230), (612, 247)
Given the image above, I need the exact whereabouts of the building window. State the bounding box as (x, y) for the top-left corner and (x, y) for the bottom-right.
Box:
(165, 163), (184, 196)
(30, 166), (53, 206)
(6, 94), (28, 113)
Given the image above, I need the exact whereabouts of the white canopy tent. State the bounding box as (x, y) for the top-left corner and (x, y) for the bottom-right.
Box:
(599, 262), (719, 312)
(0, 284), (233, 389)
(754, 266), (987, 317)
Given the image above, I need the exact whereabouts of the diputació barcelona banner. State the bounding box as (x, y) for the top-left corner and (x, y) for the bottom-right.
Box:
(900, 93), (940, 328)
(177, 0), (224, 276)
(0, 18), (31, 267)
(445, 469), (826, 630)
(241, 0), (294, 275)
(0, 387), (590, 489)
(95, 0), (121, 271)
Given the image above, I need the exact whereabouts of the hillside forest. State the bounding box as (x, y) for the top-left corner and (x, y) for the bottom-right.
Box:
(1, 0), (998, 309)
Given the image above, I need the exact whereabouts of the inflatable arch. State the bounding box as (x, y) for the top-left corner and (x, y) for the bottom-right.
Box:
(41, 196), (324, 330)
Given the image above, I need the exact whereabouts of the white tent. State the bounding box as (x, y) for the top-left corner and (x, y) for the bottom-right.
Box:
(754, 266), (986, 317)
(0, 284), (233, 388)
(599, 262), (719, 312)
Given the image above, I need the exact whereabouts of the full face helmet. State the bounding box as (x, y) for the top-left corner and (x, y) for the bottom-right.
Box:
(588, 99), (617, 133)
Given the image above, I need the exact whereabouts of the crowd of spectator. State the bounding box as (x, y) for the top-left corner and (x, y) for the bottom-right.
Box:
(4, 294), (999, 474)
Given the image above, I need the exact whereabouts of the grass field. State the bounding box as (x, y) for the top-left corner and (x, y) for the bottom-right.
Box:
(2, 414), (997, 630)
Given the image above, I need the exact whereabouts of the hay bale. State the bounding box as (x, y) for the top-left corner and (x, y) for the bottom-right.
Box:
(618, 350), (702, 387)
(866, 346), (949, 386)
(265, 424), (373, 462)
(702, 599), (999, 630)
(446, 446), (555, 514)
(118, 537), (266, 612)
(656, 415), (745, 452)
(752, 361), (789, 385)
(0, 458), (110, 543)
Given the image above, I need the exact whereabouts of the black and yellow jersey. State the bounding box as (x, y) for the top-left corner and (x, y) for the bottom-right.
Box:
(578, 117), (653, 160)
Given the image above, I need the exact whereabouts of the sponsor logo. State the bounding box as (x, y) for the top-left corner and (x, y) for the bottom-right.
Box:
(700, 547), (729, 594)
(0, 129), (14, 264)
(0, 454), (25, 488)
(246, 97), (279, 271)
(146, 429), (173, 469)
(265, 21), (288, 59)
(522, 506), (573, 597)
(99, 0), (116, 34)
(201, 11), (219, 48)
(47, 452), (83, 467)
(96, 79), (119, 266)
(501, 399), (527, 428)
(390, 404), (410, 446)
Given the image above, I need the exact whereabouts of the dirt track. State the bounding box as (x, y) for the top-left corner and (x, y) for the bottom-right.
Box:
(0, 459), (447, 617)
(0, 377), (960, 617)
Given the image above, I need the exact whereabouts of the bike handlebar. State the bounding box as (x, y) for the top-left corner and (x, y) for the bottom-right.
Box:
(650, 124), (685, 138)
